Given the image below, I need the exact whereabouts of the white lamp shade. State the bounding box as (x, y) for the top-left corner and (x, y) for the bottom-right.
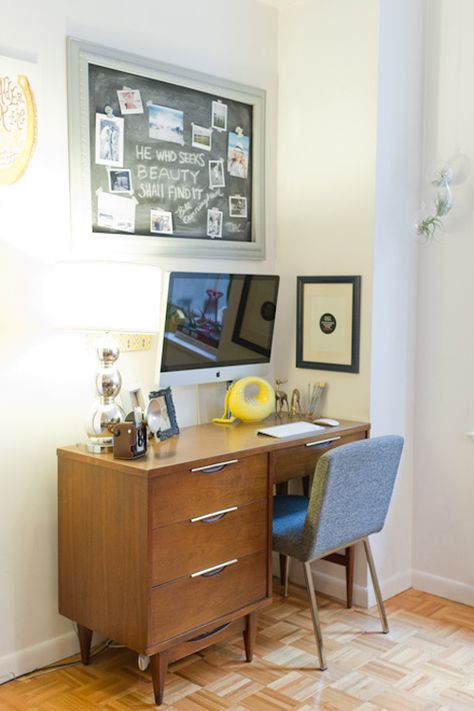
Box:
(42, 261), (162, 333)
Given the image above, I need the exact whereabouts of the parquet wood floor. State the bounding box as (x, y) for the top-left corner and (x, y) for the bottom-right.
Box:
(1, 586), (474, 710)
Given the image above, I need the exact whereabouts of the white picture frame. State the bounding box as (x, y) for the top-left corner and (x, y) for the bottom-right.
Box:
(67, 38), (266, 261)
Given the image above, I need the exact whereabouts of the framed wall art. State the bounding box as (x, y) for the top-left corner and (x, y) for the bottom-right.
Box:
(296, 276), (361, 373)
(67, 38), (266, 261)
(0, 55), (37, 185)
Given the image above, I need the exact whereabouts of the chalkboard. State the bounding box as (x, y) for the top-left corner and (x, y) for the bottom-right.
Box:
(68, 39), (266, 261)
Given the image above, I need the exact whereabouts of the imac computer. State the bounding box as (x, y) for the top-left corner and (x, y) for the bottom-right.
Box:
(155, 271), (280, 387)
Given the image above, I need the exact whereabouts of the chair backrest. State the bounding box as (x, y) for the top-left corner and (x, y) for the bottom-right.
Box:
(302, 435), (404, 560)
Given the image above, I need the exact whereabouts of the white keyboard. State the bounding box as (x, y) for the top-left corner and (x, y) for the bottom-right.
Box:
(257, 421), (325, 438)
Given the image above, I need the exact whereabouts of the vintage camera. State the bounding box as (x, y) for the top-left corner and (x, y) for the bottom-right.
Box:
(113, 422), (147, 459)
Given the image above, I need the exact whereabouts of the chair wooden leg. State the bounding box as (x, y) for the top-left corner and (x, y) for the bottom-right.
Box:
(283, 555), (290, 597)
(363, 537), (389, 633)
(303, 562), (327, 671)
(346, 546), (355, 608)
(276, 482), (290, 589)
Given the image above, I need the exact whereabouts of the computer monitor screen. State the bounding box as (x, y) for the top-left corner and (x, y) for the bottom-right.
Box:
(155, 271), (280, 386)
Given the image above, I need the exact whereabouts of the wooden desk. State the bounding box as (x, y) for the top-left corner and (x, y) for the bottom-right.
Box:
(58, 417), (369, 705)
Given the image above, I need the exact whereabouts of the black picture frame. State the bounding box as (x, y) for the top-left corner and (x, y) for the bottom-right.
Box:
(148, 387), (180, 440)
(296, 276), (361, 373)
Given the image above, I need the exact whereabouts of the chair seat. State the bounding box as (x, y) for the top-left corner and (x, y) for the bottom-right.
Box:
(272, 495), (309, 560)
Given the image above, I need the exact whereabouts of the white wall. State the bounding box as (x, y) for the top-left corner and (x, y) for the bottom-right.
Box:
(413, 0), (474, 605)
(0, 0), (278, 680)
(274, 0), (379, 424)
(274, 0), (379, 601)
(275, 0), (424, 605)
(370, 0), (424, 602)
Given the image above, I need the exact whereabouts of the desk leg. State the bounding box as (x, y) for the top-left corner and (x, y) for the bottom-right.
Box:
(243, 611), (258, 662)
(150, 651), (169, 706)
(77, 624), (93, 665)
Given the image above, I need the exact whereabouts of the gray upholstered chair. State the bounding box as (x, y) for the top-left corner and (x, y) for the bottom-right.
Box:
(272, 435), (404, 671)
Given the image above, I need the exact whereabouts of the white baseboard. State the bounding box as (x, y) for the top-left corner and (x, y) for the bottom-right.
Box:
(0, 630), (79, 685)
(412, 569), (474, 607)
(366, 568), (413, 607)
(272, 552), (412, 608)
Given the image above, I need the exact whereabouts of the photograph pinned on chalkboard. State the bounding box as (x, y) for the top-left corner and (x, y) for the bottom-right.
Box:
(211, 100), (227, 131)
(150, 209), (173, 235)
(227, 130), (249, 179)
(148, 104), (184, 145)
(108, 168), (133, 194)
(117, 88), (143, 114)
(95, 113), (124, 167)
(97, 192), (135, 233)
(192, 123), (212, 152)
(229, 195), (247, 218)
(207, 208), (223, 239)
(209, 160), (225, 189)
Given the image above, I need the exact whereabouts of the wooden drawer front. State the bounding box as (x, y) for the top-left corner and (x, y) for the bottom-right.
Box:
(151, 453), (267, 528)
(151, 499), (267, 586)
(150, 549), (267, 643)
(271, 432), (364, 485)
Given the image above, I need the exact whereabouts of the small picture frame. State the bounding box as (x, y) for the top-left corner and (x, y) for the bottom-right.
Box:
(296, 276), (361, 373)
(148, 387), (179, 440)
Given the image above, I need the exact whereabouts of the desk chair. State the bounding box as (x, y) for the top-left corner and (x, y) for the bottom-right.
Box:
(272, 435), (404, 670)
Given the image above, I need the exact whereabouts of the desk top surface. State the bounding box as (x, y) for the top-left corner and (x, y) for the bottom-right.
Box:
(58, 417), (370, 478)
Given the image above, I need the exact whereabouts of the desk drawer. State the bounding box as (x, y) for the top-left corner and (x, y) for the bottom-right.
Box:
(271, 432), (364, 485)
(151, 499), (267, 586)
(150, 453), (267, 528)
(150, 549), (267, 643)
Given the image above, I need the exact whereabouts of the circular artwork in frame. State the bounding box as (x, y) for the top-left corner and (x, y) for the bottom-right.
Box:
(0, 71), (37, 185)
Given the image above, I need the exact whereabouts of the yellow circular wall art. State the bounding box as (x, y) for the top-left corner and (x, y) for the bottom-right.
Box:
(0, 73), (37, 185)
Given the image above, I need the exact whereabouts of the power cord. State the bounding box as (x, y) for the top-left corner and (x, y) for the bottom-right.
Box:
(0, 638), (114, 687)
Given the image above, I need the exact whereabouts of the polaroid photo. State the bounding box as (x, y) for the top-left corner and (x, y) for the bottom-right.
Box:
(207, 208), (223, 239)
(95, 113), (124, 167)
(108, 168), (132, 194)
(117, 88), (144, 115)
(209, 159), (225, 189)
(211, 100), (227, 131)
(227, 131), (250, 179)
(97, 192), (135, 233)
(150, 209), (174, 235)
(192, 124), (212, 152)
(229, 195), (248, 218)
(149, 104), (184, 145)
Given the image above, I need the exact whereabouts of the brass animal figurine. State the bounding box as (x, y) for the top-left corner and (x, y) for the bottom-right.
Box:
(275, 379), (289, 415)
(290, 388), (302, 417)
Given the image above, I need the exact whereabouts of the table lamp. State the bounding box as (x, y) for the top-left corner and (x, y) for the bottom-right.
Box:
(43, 260), (162, 452)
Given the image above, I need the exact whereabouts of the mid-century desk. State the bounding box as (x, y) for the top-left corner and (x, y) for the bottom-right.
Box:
(58, 417), (369, 705)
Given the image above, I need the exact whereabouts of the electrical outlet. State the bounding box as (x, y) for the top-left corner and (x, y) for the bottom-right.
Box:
(117, 334), (152, 352)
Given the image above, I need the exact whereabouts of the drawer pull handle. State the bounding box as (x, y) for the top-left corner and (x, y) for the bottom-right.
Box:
(190, 458), (239, 473)
(190, 506), (238, 524)
(191, 558), (238, 578)
(188, 622), (231, 643)
(305, 436), (342, 448)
